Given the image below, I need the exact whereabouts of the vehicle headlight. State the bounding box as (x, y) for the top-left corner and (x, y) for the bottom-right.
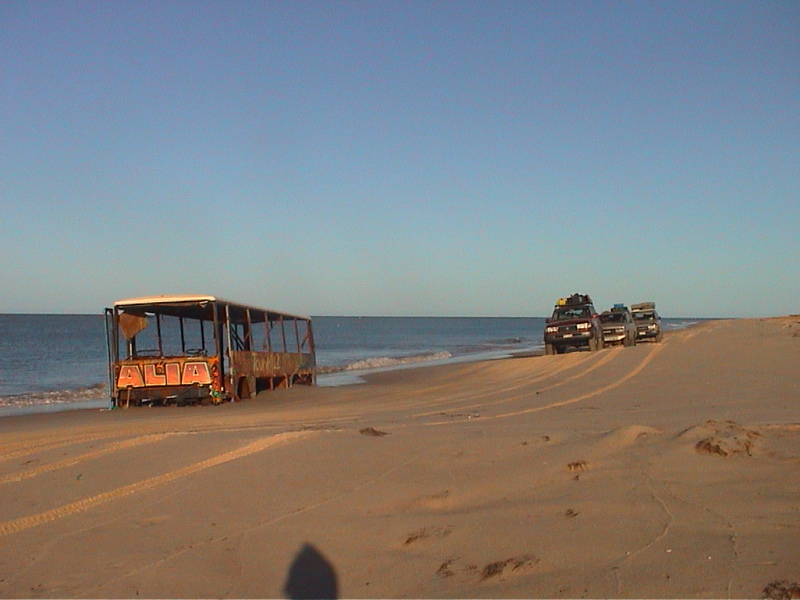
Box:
(545, 326), (558, 333)
(577, 322), (590, 330)
(648, 324), (656, 330)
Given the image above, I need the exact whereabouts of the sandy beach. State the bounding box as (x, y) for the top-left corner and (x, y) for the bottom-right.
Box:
(0, 317), (798, 599)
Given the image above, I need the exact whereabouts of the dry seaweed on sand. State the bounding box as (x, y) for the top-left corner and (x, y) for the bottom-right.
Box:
(763, 580), (800, 600)
(359, 427), (388, 436)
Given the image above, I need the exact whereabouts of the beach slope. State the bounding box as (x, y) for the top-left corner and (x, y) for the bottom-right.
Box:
(0, 317), (798, 598)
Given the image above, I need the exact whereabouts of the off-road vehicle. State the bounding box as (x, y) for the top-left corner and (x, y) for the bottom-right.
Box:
(544, 293), (604, 354)
(599, 304), (637, 347)
(631, 301), (663, 342)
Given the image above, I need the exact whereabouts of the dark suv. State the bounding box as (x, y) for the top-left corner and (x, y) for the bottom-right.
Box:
(544, 294), (604, 354)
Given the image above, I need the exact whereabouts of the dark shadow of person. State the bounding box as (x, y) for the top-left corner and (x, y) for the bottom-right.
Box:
(283, 543), (339, 600)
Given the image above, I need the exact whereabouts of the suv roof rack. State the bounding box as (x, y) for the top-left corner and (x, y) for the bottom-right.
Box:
(631, 302), (656, 311)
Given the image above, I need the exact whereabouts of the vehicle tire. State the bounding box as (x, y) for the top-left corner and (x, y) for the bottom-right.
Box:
(597, 334), (604, 350)
(623, 333), (633, 347)
(588, 337), (598, 352)
(545, 343), (555, 355)
(655, 331), (663, 343)
(236, 377), (251, 401)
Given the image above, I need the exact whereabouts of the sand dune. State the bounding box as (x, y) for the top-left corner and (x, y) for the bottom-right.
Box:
(0, 317), (797, 598)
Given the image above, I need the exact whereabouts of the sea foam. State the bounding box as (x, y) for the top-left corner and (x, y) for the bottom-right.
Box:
(0, 383), (108, 408)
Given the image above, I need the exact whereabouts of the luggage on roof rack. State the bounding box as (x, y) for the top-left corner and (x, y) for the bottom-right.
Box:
(631, 302), (656, 311)
(566, 293), (592, 306)
(555, 294), (593, 307)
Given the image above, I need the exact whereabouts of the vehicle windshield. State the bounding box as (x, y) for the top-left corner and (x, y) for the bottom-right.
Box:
(600, 313), (625, 323)
(553, 306), (591, 320)
(632, 311), (656, 321)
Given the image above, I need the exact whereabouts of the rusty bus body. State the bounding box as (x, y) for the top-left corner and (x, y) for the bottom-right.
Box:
(105, 295), (315, 407)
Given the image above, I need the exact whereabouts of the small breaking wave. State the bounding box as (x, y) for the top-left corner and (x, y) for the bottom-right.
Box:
(344, 351), (452, 371)
(0, 383), (108, 408)
(663, 319), (707, 331)
(316, 351), (453, 374)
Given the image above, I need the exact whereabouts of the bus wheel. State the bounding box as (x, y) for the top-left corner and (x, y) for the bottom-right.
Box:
(237, 378), (251, 401)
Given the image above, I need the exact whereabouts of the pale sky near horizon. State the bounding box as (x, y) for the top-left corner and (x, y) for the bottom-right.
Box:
(2, 1), (798, 318)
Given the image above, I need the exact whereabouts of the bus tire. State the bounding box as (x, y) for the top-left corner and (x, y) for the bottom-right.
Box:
(237, 377), (251, 401)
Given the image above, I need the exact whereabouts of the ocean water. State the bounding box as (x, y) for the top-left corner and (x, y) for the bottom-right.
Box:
(0, 314), (701, 415)
(0, 315), (544, 414)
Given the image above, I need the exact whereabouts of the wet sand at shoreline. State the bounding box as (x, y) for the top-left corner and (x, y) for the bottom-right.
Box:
(0, 317), (798, 598)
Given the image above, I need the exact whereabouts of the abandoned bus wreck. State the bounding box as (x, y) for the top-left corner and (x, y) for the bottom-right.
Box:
(105, 295), (315, 407)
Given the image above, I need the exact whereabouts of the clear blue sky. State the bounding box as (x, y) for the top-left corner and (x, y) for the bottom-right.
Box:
(1, 1), (797, 317)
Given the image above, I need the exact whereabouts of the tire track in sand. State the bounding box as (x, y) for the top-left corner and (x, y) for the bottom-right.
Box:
(0, 433), (130, 463)
(0, 430), (317, 537)
(420, 347), (622, 425)
(0, 432), (180, 485)
(414, 349), (614, 420)
(0, 416), (269, 460)
(486, 341), (664, 420)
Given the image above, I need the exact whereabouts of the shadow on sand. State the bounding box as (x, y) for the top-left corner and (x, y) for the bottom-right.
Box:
(283, 543), (339, 600)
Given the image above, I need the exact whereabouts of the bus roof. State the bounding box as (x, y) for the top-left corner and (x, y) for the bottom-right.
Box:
(114, 294), (218, 306)
(111, 295), (311, 323)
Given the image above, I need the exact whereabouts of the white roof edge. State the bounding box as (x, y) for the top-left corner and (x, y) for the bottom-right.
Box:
(114, 295), (218, 306)
(111, 295), (311, 320)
